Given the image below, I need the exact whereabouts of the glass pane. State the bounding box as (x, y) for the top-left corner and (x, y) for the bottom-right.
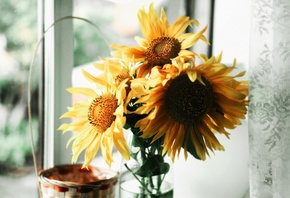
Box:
(0, 0), (38, 197)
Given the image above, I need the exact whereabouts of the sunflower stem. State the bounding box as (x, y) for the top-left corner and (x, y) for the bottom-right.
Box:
(124, 163), (152, 195)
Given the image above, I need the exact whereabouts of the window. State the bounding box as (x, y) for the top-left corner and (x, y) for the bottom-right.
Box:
(0, 0), (250, 197)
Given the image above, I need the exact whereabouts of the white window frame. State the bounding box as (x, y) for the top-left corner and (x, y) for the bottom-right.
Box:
(41, 0), (74, 169)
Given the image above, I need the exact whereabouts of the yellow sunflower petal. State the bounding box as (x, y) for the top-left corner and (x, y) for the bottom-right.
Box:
(113, 131), (130, 161)
(82, 69), (109, 88)
(67, 87), (97, 98)
(83, 134), (102, 168)
(168, 16), (192, 37)
(181, 25), (208, 49)
(186, 69), (197, 82)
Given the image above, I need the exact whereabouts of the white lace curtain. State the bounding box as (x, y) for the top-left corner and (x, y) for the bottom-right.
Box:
(249, 0), (290, 197)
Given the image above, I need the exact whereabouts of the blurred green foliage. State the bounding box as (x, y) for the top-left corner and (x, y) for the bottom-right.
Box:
(72, 5), (117, 66)
(0, 0), (118, 169)
(0, 118), (38, 167)
(73, 19), (112, 66)
(0, 0), (38, 169)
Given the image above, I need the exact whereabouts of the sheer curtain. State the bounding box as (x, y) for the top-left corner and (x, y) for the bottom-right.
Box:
(249, 0), (290, 197)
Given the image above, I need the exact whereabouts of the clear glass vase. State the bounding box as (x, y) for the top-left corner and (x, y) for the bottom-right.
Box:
(118, 131), (174, 198)
(119, 168), (173, 198)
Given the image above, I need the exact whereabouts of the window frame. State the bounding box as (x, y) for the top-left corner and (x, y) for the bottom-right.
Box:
(39, 0), (74, 169)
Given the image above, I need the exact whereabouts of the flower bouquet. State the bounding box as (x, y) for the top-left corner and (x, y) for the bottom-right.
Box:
(58, 3), (248, 197)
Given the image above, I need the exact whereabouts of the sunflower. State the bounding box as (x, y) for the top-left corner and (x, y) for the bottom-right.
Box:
(131, 54), (248, 161)
(58, 60), (131, 168)
(94, 57), (139, 113)
(93, 56), (137, 86)
(110, 3), (209, 77)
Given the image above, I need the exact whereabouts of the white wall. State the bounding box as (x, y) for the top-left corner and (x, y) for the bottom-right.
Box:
(173, 0), (251, 197)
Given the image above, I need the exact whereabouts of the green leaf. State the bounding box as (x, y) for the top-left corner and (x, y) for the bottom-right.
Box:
(135, 155), (170, 177)
(130, 150), (140, 161)
(124, 97), (148, 130)
(183, 139), (201, 160)
(131, 134), (152, 148)
(124, 113), (147, 130)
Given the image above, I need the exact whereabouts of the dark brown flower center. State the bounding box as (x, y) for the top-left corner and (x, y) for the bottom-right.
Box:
(164, 74), (214, 124)
(88, 94), (118, 132)
(146, 36), (181, 67)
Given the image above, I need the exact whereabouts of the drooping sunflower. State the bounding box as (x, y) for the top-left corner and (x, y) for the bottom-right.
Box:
(110, 3), (209, 77)
(94, 57), (139, 114)
(94, 56), (137, 86)
(58, 59), (131, 168)
(131, 54), (248, 161)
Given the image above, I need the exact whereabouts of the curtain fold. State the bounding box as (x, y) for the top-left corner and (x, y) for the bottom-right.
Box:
(249, 0), (290, 197)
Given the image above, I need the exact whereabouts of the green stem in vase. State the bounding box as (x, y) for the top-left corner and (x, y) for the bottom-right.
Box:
(124, 163), (152, 195)
(140, 146), (149, 195)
